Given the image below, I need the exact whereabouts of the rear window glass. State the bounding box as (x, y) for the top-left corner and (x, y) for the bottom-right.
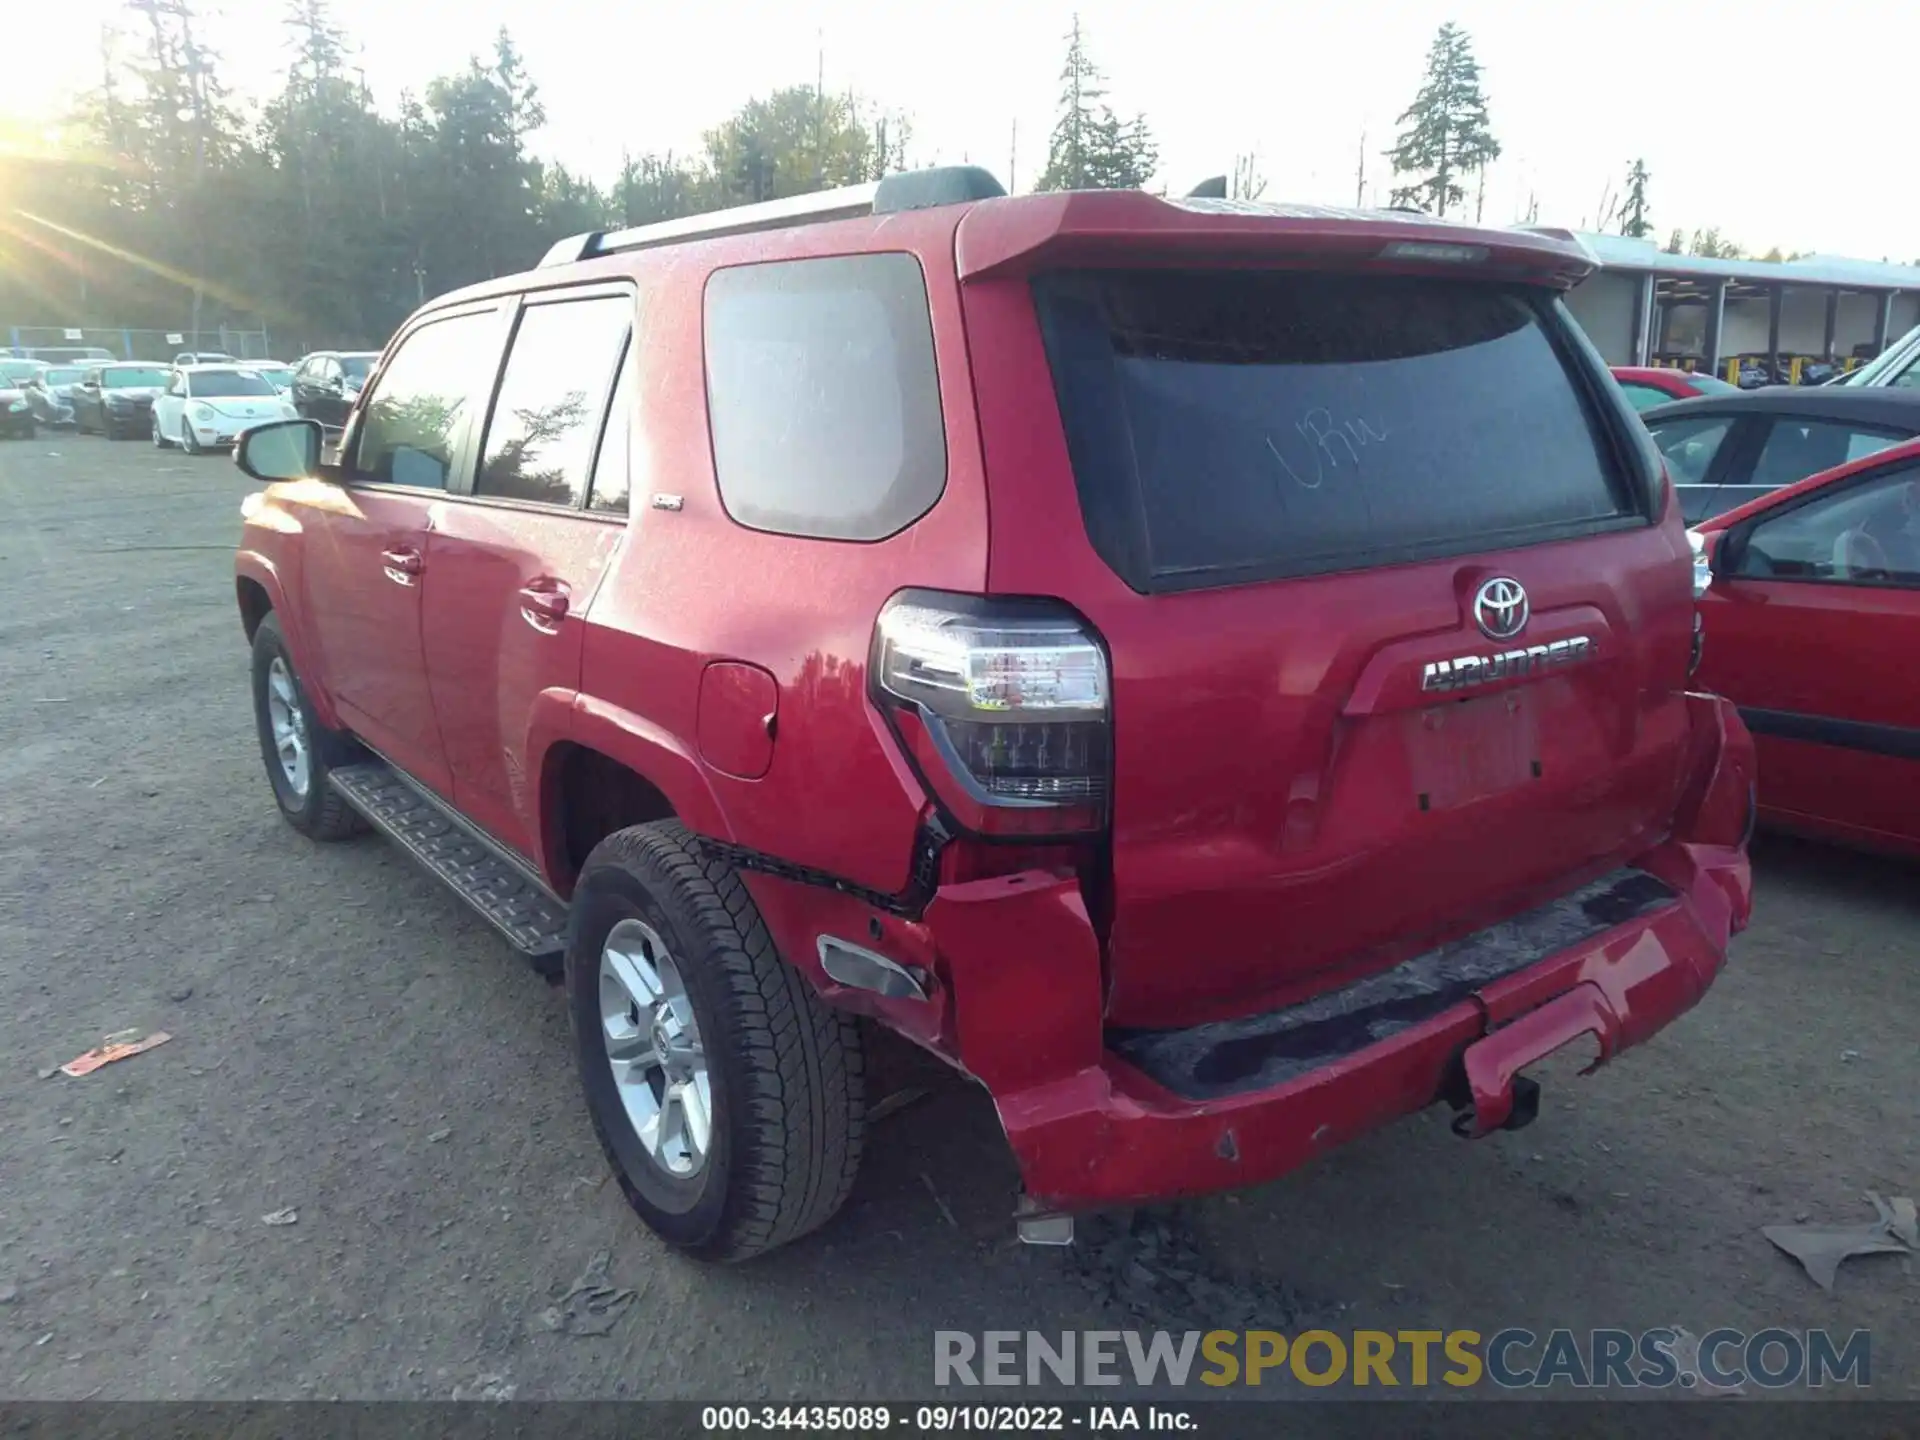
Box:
(187, 369), (278, 397)
(704, 253), (946, 542)
(1034, 271), (1637, 591)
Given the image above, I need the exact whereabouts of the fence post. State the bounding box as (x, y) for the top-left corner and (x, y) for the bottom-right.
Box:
(121, 329), (133, 360)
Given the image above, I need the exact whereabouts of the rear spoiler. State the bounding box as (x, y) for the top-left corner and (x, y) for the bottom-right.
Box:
(954, 191), (1597, 288)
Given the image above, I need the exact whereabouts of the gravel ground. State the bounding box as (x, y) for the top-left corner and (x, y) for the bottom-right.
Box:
(0, 435), (1913, 1405)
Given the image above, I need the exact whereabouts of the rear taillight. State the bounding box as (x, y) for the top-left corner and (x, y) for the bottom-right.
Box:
(871, 591), (1110, 834)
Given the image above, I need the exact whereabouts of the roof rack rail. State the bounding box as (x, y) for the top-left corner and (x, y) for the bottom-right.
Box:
(537, 165), (1007, 267)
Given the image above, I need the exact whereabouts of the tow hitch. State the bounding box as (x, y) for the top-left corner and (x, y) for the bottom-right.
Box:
(1450, 1072), (1541, 1137)
(1015, 1196), (1075, 1246)
(1445, 981), (1619, 1139)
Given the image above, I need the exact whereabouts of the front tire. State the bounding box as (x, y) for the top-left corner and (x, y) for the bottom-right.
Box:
(250, 613), (362, 841)
(567, 823), (865, 1261)
(180, 423), (202, 456)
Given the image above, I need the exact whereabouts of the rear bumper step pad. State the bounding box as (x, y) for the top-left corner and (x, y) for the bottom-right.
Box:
(329, 761), (568, 961)
(1109, 868), (1676, 1101)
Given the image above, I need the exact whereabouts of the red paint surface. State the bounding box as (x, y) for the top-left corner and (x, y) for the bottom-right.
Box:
(1695, 437), (1920, 858)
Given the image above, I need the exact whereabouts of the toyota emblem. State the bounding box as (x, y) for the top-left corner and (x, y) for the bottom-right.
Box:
(1472, 577), (1529, 641)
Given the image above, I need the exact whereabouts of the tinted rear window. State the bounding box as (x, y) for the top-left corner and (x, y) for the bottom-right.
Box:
(1034, 271), (1638, 591)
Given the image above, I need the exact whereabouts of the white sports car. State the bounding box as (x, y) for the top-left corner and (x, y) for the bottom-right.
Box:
(152, 365), (300, 453)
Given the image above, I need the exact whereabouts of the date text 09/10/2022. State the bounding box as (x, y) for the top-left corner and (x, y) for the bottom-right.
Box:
(701, 1406), (1191, 1432)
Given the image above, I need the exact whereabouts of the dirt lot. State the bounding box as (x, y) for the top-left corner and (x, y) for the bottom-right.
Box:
(0, 434), (1914, 1405)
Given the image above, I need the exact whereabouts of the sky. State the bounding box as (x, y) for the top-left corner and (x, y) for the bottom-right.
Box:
(8, 0), (1918, 262)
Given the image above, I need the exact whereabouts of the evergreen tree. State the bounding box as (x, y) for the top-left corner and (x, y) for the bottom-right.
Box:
(1621, 158), (1652, 238)
(1386, 23), (1500, 217)
(1689, 228), (1743, 260)
(1036, 16), (1157, 192)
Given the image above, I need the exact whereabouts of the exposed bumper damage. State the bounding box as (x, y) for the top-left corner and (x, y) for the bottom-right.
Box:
(923, 693), (1756, 1212)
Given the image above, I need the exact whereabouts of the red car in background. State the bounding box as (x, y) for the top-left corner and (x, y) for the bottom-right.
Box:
(1612, 366), (1740, 412)
(1693, 437), (1920, 858)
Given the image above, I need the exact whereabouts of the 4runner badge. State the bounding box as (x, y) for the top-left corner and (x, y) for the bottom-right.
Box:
(1422, 636), (1596, 693)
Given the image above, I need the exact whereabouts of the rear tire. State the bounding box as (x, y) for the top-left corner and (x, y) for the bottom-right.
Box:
(151, 414), (169, 448)
(567, 822), (865, 1261)
(249, 613), (363, 841)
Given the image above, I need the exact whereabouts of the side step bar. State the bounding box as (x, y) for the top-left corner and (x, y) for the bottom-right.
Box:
(328, 761), (568, 967)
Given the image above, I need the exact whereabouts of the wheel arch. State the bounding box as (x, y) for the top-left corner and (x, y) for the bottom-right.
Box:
(535, 697), (736, 896)
(235, 552), (343, 731)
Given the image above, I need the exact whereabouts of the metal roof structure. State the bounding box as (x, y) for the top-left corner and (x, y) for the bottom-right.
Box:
(1547, 231), (1920, 294)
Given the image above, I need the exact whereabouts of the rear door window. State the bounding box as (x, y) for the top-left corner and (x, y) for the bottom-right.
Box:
(588, 344), (635, 516)
(1748, 419), (1909, 489)
(475, 294), (631, 508)
(704, 253), (946, 541)
(1033, 270), (1639, 591)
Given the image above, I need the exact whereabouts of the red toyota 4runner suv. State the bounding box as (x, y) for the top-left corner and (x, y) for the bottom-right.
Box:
(231, 168), (1756, 1261)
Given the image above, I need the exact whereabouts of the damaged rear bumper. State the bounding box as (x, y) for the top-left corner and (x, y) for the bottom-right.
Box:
(923, 693), (1755, 1212)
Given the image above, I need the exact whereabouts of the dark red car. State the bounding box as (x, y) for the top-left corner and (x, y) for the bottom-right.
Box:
(229, 169), (1755, 1260)
(1693, 437), (1920, 859)
(1611, 365), (1739, 412)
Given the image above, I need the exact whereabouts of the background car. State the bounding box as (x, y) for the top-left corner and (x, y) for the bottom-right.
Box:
(1642, 388), (1920, 521)
(25, 365), (86, 426)
(28, 345), (116, 366)
(1829, 322), (1920, 390)
(152, 365), (298, 453)
(290, 350), (380, 427)
(1611, 365), (1740, 411)
(173, 351), (238, 367)
(71, 363), (172, 438)
(1693, 437), (1920, 859)
(0, 374), (34, 437)
(248, 360), (295, 394)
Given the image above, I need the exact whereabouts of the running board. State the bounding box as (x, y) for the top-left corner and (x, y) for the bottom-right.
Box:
(328, 761), (568, 967)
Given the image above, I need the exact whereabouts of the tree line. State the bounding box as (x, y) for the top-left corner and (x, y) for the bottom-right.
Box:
(6, 6), (1846, 353)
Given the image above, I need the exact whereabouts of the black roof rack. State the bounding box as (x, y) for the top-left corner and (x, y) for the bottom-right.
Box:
(538, 165), (1008, 268)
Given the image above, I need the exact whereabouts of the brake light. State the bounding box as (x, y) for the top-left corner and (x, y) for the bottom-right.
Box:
(871, 591), (1110, 833)
(1378, 240), (1488, 265)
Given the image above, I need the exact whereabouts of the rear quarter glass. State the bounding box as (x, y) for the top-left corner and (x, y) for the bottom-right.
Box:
(1033, 270), (1653, 593)
(703, 252), (946, 542)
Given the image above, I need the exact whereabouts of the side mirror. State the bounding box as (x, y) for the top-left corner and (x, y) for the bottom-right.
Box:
(236, 418), (322, 481)
(1688, 527), (1741, 597)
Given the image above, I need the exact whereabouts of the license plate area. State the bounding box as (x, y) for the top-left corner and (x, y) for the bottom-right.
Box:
(1406, 689), (1540, 812)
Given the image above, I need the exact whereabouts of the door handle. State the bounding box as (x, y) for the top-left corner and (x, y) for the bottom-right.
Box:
(380, 546), (424, 585)
(518, 581), (570, 632)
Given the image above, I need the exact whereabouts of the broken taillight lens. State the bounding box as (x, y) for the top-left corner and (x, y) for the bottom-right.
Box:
(871, 591), (1110, 832)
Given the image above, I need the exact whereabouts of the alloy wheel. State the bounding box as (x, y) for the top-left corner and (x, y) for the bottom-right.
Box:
(599, 917), (712, 1179)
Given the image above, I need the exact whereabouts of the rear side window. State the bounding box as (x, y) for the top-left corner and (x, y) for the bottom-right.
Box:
(1748, 419), (1907, 490)
(1034, 271), (1639, 591)
(704, 253), (946, 541)
(477, 294), (632, 507)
